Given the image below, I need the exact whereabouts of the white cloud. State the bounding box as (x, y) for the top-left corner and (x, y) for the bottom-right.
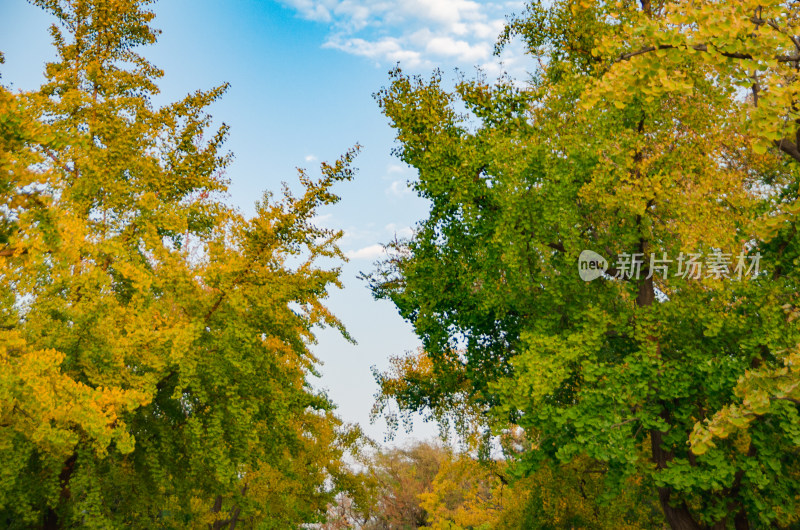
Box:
(325, 36), (425, 67)
(311, 213), (333, 226)
(340, 225), (380, 245)
(386, 164), (405, 175)
(386, 179), (412, 198)
(305, 154), (318, 162)
(281, 0), (334, 22)
(425, 36), (489, 62)
(345, 243), (386, 260)
(279, 0), (528, 76)
(385, 223), (414, 238)
(401, 0), (482, 26)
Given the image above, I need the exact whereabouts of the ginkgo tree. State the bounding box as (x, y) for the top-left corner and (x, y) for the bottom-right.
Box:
(0, 0), (362, 527)
(585, 0), (800, 459)
(369, 0), (800, 528)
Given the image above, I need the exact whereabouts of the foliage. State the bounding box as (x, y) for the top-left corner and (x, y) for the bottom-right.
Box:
(0, 0), (361, 527)
(322, 440), (448, 529)
(372, 347), (489, 448)
(324, 439), (662, 529)
(368, 1), (800, 528)
(367, 441), (448, 529)
(417, 452), (504, 530)
(583, 0), (800, 461)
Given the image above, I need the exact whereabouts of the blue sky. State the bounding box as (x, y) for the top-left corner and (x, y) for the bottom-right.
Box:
(0, 0), (528, 445)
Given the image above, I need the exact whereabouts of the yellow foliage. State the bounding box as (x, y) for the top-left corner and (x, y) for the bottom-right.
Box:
(0, 331), (148, 458)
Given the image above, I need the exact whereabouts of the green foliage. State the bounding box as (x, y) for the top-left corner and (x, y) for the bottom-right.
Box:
(369, 1), (800, 527)
(585, 0), (800, 462)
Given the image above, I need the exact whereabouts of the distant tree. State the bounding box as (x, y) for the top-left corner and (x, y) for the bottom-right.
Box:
(368, 441), (447, 529)
(324, 437), (662, 529)
(0, 0), (360, 527)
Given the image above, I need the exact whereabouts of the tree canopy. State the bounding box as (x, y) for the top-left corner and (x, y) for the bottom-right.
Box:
(5, 0), (800, 528)
(370, 0), (800, 528)
(0, 0), (362, 527)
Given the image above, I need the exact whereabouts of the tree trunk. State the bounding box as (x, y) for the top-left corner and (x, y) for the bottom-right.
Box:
(637, 275), (703, 530)
(733, 509), (750, 530)
(650, 427), (703, 530)
(42, 453), (78, 530)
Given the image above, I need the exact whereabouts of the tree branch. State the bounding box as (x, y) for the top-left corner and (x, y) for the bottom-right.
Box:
(617, 43), (800, 64)
(774, 138), (800, 164)
(0, 247), (27, 257)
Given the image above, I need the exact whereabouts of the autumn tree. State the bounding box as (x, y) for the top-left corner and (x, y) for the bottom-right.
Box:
(373, 352), (664, 529)
(368, 0), (800, 528)
(0, 0), (361, 527)
(324, 436), (662, 529)
(367, 441), (447, 529)
(585, 0), (800, 460)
